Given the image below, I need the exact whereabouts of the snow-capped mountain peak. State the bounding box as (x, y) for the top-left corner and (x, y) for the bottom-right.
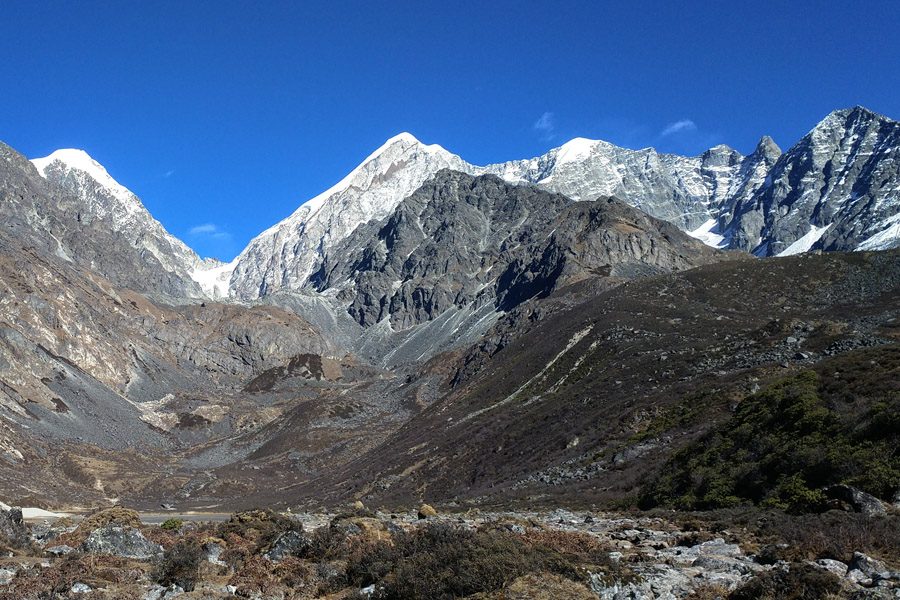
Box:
(554, 137), (599, 166)
(228, 132), (476, 299)
(30, 148), (213, 298)
(32, 148), (137, 206)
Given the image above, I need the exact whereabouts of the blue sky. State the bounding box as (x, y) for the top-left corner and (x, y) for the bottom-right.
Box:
(2, 1), (899, 261)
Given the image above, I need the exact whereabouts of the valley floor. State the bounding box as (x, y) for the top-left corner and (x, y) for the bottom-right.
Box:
(0, 504), (897, 599)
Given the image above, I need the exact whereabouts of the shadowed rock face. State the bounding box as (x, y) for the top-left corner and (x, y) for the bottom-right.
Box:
(309, 170), (733, 330)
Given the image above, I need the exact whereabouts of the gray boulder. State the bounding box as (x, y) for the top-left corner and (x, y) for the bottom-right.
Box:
(825, 485), (887, 516)
(45, 544), (76, 556)
(814, 558), (849, 578)
(850, 551), (893, 581)
(264, 530), (312, 562)
(0, 507), (30, 548)
(81, 524), (163, 559)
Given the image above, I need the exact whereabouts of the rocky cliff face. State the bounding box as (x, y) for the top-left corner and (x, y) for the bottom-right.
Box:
(307, 170), (733, 333)
(19, 148), (214, 299)
(228, 133), (477, 300)
(723, 106), (900, 255)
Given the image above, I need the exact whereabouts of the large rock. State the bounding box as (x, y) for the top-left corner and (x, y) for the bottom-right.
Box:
(0, 507), (30, 548)
(81, 524), (163, 559)
(264, 530), (312, 562)
(825, 484), (888, 516)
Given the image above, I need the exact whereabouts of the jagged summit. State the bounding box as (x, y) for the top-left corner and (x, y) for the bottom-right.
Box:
(293, 131), (452, 217)
(753, 135), (781, 157)
(724, 105), (900, 256)
(827, 104), (883, 121)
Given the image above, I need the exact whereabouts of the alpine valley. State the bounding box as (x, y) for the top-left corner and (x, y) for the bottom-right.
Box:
(1, 105), (899, 518)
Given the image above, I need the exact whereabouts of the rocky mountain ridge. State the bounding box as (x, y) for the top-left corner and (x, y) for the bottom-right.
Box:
(15, 107), (899, 308)
(309, 169), (730, 332)
(220, 106), (900, 303)
(23, 147), (221, 299)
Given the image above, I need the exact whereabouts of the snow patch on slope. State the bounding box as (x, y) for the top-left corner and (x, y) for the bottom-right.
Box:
(857, 213), (900, 251)
(688, 218), (729, 249)
(191, 260), (236, 299)
(777, 223), (832, 256)
(555, 138), (597, 166)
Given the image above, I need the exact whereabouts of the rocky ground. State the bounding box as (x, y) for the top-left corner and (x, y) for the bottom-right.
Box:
(0, 504), (897, 599)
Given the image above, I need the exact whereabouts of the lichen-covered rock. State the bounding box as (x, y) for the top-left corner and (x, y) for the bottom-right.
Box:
(0, 507), (30, 548)
(265, 530), (312, 562)
(81, 524), (163, 559)
(825, 485), (888, 516)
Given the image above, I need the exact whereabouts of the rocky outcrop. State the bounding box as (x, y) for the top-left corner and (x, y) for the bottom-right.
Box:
(826, 484), (889, 516)
(310, 171), (571, 328)
(0, 507), (30, 548)
(264, 530), (312, 561)
(310, 170), (735, 330)
(725, 107), (900, 255)
(81, 524), (163, 559)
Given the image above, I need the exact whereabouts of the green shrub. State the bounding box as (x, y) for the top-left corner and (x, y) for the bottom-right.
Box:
(644, 367), (900, 513)
(160, 518), (182, 532)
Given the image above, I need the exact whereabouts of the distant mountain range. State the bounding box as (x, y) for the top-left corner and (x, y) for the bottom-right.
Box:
(24, 106), (900, 306)
(0, 106), (899, 511)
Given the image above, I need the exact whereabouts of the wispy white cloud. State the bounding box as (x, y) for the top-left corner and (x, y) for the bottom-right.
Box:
(163, 169), (176, 178)
(189, 223), (231, 240)
(661, 119), (697, 137)
(533, 111), (556, 140)
(190, 224), (217, 235)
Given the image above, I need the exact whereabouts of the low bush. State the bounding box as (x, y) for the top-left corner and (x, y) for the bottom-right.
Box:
(346, 537), (399, 587)
(0, 552), (145, 599)
(228, 556), (280, 598)
(216, 508), (303, 555)
(755, 510), (900, 563)
(374, 522), (578, 600)
(273, 556), (314, 588)
(160, 518), (182, 532)
(306, 521), (350, 560)
(152, 537), (203, 592)
(728, 562), (841, 599)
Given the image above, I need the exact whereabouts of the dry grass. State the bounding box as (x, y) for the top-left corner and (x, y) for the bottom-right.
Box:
(469, 572), (598, 599)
